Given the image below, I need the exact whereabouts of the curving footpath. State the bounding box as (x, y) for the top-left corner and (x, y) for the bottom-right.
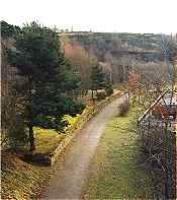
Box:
(41, 94), (126, 199)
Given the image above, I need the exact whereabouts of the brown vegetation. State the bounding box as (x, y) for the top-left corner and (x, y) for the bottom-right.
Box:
(119, 99), (130, 116)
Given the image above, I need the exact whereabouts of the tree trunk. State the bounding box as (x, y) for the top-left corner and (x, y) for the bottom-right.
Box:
(91, 89), (94, 101)
(29, 124), (35, 151)
(27, 76), (35, 152)
(85, 89), (88, 96)
(96, 90), (98, 97)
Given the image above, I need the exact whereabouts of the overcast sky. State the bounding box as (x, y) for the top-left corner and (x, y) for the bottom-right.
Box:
(1, 0), (177, 33)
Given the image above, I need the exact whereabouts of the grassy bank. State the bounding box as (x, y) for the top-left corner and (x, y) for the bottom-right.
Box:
(1, 123), (73, 199)
(1, 123), (69, 199)
(83, 105), (156, 199)
(1, 151), (52, 199)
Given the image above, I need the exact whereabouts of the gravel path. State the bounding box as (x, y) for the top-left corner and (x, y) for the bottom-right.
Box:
(41, 95), (126, 200)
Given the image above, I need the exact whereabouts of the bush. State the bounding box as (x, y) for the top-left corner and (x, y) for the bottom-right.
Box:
(96, 91), (107, 100)
(119, 100), (130, 116)
(105, 86), (113, 96)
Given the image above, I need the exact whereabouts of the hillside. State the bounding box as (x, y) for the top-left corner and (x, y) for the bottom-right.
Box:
(60, 32), (166, 85)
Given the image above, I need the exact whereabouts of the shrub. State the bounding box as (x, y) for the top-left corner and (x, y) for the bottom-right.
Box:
(96, 91), (107, 100)
(105, 86), (113, 96)
(119, 100), (130, 116)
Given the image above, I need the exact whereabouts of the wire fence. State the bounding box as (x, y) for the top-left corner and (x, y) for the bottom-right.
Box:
(138, 108), (176, 199)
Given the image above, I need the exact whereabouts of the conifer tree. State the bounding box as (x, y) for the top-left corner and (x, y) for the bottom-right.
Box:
(90, 64), (105, 100)
(8, 22), (84, 151)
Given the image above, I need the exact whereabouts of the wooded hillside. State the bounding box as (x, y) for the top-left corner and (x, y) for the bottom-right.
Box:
(60, 32), (167, 85)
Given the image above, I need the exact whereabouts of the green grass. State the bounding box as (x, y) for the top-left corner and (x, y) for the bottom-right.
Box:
(34, 127), (65, 155)
(83, 106), (156, 199)
(34, 114), (81, 155)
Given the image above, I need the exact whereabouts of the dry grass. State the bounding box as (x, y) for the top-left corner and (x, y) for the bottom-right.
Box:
(1, 128), (66, 199)
(1, 151), (52, 199)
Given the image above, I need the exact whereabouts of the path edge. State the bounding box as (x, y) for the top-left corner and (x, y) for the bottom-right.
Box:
(48, 91), (124, 166)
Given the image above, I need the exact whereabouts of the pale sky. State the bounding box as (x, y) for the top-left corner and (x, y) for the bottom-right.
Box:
(1, 0), (177, 33)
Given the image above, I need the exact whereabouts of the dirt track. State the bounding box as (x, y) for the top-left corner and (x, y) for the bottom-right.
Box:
(41, 94), (126, 199)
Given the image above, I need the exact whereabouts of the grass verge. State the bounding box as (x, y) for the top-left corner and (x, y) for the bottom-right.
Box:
(83, 105), (156, 199)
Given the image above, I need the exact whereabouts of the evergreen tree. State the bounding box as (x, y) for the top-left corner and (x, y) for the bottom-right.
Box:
(1, 20), (21, 39)
(90, 64), (106, 100)
(8, 22), (84, 151)
(104, 72), (113, 96)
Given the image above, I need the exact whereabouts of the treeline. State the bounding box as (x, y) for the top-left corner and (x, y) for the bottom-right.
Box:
(1, 21), (113, 151)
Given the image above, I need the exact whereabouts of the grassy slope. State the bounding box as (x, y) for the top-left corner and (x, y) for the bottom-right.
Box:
(1, 128), (65, 199)
(83, 106), (156, 199)
(1, 151), (52, 199)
